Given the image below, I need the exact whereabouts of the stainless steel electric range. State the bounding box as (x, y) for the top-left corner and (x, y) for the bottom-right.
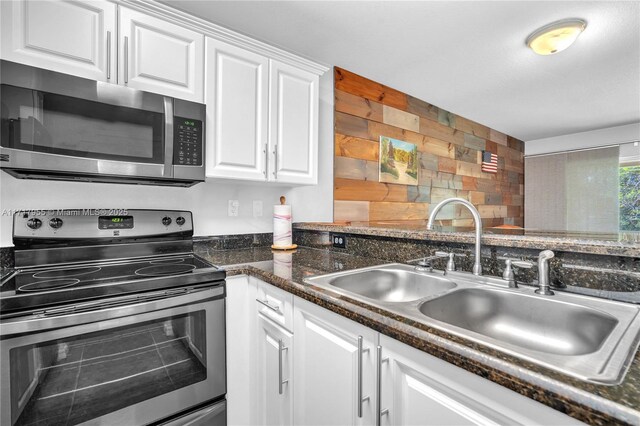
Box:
(0, 209), (226, 426)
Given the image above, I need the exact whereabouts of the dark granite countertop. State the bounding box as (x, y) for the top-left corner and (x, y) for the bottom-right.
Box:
(194, 245), (640, 426)
(294, 223), (640, 258)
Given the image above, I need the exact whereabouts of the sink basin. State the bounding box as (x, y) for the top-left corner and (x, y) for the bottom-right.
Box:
(327, 269), (456, 302)
(305, 264), (640, 384)
(418, 288), (618, 356)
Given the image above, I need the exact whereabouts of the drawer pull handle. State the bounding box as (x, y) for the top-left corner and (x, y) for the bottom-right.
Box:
(278, 339), (289, 395)
(257, 298), (281, 313)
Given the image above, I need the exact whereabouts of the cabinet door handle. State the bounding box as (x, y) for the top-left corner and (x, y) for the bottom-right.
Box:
(256, 298), (280, 313)
(124, 36), (129, 84)
(278, 339), (289, 395)
(273, 144), (278, 179)
(263, 144), (268, 176)
(106, 31), (111, 80)
(376, 345), (389, 426)
(357, 335), (370, 418)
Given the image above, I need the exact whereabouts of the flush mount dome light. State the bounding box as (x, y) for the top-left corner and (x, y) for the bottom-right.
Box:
(526, 19), (587, 55)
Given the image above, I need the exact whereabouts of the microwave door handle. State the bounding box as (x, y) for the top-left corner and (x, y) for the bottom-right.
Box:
(163, 97), (174, 177)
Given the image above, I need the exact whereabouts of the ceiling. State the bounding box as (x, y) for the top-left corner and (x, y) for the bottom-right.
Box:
(162, 1), (640, 141)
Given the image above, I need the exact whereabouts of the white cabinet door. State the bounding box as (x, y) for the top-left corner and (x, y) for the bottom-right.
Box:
(268, 60), (319, 184)
(379, 335), (582, 426)
(205, 37), (269, 181)
(0, 0), (116, 82)
(293, 297), (376, 426)
(118, 7), (204, 102)
(226, 275), (256, 426)
(256, 313), (293, 426)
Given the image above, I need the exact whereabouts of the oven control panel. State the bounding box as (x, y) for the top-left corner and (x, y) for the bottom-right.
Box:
(13, 210), (194, 239)
(174, 117), (202, 166)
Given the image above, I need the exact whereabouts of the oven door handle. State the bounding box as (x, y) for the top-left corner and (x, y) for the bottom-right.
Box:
(0, 284), (224, 337)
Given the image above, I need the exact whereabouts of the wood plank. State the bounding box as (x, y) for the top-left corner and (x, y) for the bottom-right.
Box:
(456, 161), (484, 178)
(334, 200), (370, 222)
(463, 133), (486, 151)
(478, 205), (508, 219)
(438, 157), (457, 174)
(335, 112), (369, 139)
(476, 178), (498, 193)
(368, 121), (456, 159)
(418, 152), (439, 171)
(468, 191), (485, 204)
(335, 67), (407, 110)
(406, 96), (438, 121)
(419, 170), (463, 189)
(335, 89), (384, 122)
(431, 187), (458, 204)
(508, 136), (525, 152)
(455, 146), (479, 163)
(437, 109), (456, 128)
(370, 202), (429, 221)
(418, 117), (465, 145)
(489, 129), (508, 146)
(456, 116), (490, 139)
(383, 105), (420, 132)
(334, 156), (378, 181)
(334, 178), (408, 202)
(462, 176), (478, 191)
(485, 193), (503, 205)
(408, 185), (431, 203)
(485, 140), (498, 155)
(335, 133), (379, 161)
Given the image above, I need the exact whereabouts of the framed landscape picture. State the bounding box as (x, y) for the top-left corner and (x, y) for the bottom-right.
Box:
(379, 136), (419, 186)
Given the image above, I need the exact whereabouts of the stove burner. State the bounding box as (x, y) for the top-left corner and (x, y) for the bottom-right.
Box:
(18, 279), (80, 293)
(33, 266), (102, 279)
(135, 264), (197, 277)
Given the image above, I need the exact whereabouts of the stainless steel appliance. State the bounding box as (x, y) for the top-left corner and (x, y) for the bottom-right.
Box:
(0, 210), (226, 425)
(0, 61), (205, 186)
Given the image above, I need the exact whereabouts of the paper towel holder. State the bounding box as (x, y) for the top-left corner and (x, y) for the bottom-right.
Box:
(272, 195), (298, 251)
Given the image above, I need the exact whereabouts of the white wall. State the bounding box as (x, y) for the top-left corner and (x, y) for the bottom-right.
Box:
(0, 73), (334, 247)
(525, 122), (640, 155)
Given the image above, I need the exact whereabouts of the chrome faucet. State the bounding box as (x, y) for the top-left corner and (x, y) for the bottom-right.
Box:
(535, 250), (555, 295)
(427, 198), (482, 276)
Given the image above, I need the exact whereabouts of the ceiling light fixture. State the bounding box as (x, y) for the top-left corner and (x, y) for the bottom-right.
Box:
(526, 19), (587, 55)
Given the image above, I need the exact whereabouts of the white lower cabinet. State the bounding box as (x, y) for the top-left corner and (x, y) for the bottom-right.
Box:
(293, 297), (377, 426)
(225, 275), (256, 426)
(256, 312), (293, 426)
(379, 335), (582, 426)
(227, 277), (582, 426)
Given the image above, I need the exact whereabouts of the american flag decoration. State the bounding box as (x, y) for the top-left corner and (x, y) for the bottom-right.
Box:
(481, 151), (498, 173)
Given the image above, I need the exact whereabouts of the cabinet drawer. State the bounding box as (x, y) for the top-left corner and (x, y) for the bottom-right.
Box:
(254, 278), (294, 332)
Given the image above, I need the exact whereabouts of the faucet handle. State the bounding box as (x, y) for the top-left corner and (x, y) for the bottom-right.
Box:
(511, 260), (534, 269)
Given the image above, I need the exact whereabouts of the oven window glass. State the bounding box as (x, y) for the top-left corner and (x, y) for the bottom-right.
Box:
(0, 85), (164, 164)
(8, 311), (207, 426)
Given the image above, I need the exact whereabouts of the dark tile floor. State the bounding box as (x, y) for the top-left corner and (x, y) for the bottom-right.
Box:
(15, 323), (207, 426)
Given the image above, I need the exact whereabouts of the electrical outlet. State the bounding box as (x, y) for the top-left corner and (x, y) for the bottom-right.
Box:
(331, 233), (347, 248)
(253, 200), (263, 217)
(228, 200), (239, 217)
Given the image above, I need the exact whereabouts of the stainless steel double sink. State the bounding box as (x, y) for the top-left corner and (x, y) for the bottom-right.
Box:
(304, 264), (640, 385)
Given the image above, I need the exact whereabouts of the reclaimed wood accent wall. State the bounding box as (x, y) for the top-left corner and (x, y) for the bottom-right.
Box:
(334, 67), (525, 228)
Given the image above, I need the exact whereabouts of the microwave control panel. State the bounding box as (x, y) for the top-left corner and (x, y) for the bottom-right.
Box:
(174, 117), (203, 166)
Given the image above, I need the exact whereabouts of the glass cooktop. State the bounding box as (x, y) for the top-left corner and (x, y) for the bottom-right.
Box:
(0, 255), (224, 315)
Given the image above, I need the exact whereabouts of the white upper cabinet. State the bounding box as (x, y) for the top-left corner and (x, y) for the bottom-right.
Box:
(205, 37), (269, 180)
(269, 60), (319, 185)
(0, 0), (116, 82)
(118, 7), (204, 102)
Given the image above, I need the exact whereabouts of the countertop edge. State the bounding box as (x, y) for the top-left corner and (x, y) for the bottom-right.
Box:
(222, 262), (640, 426)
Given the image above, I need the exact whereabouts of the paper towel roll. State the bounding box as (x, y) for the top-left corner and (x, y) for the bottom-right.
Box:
(273, 204), (292, 247)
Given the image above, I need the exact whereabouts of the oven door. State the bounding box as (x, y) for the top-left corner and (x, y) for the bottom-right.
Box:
(0, 285), (225, 426)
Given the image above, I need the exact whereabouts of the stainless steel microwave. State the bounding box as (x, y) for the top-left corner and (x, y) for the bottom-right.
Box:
(0, 61), (205, 187)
